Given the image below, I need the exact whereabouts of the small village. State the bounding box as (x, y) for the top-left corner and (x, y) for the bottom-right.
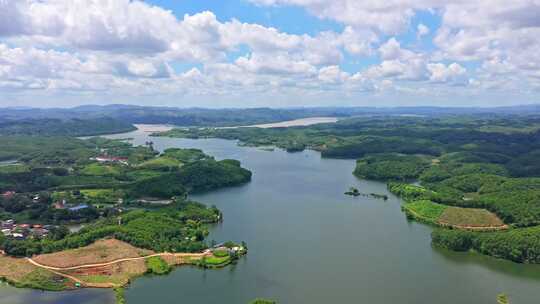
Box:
(1, 188), (119, 243)
(1, 218), (53, 240)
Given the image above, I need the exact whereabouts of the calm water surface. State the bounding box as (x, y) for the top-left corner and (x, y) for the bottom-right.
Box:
(1, 128), (539, 304)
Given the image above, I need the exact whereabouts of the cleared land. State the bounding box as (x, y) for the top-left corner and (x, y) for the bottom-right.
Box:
(403, 200), (507, 230)
(0, 255), (76, 290)
(0, 255), (38, 282)
(439, 207), (505, 228)
(33, 239), (153, 268)
(23, 238), (214, 289)
(64, 259), (148, 288)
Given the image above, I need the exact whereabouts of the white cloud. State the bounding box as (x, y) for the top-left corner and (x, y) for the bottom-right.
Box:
(427, 62), (466, 84)
(417, 23), (430, 38)
(235, 53), (317, 75)
(0, 0), (539, 106)
(318, 65), (349, 84)
(249, 0), (433, 34)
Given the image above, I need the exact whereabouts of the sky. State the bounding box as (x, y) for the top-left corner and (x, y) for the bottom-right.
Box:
(0, 0), (539, 108)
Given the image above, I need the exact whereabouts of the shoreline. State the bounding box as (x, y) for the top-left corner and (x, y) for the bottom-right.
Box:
(1, 240), (245, 292)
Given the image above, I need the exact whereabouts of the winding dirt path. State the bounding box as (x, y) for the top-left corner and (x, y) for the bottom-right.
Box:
(27, 251), (210, 271)
(26, 251), (211, 288)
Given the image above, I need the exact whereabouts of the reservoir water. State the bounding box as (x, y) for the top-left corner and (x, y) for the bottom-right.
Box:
(1, 128), (539, 304)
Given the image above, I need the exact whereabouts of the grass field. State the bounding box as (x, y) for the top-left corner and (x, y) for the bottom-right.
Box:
(80, 163), (121, 176)
(125, 169), (163, 181)
(33, 239), (153, 268)
(17, 268), (71, 291)
(146, 256), (171, 275)
(202, 255), (231, 266)
(81, 189), (125, 204)
(402, 200), (447, 224)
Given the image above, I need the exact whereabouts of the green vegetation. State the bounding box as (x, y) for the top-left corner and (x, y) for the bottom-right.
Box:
(402, 200), (447, 225)
(137, 157), (182, 171)
(157, 114), (540, 263)
(80, 163), (122, 177)
(80, 189), (126, 205)
(0, 117), (136, 137)
(497, 293), (510, 304)
(344, 187), (360, 196)
(0, 105), (353, 128)
(16, 268), (68, 291)
(162, 148), (210, 163)
(0, 134), (250, 261)
(432, 226), (540, 263)
(0, 136), (250, 226)
(212, 249), (230, 257)
(115, 287), (127, 304)
(354, 154), (431, 181)
(249, 299), (277, 304)
(201, 255), (231, 266)
(1, 201), (220, 257)
(146, 256), (171, 275)
(388, 183), (429, 201)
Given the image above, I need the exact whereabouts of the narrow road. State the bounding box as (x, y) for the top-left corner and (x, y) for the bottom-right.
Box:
(27, 251), (210, 271)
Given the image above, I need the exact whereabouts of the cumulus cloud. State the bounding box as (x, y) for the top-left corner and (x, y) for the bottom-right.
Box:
(417, 23), (429, 39)
(0, 0), (539, 106)
(427, 62), (467, 84)
(249, 0), (433, 34)
(318, 65), (349, 84)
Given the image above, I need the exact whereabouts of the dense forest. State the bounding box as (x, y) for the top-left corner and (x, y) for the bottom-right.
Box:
(158, 114), (540, 263)
(3, 104), (540, 128)
(0, 106), (347, 128)
(0, 117), (136, 137)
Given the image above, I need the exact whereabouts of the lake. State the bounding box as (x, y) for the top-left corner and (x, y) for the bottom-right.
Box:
(2, 128), (540, 304)
(221, 117), (338, 129)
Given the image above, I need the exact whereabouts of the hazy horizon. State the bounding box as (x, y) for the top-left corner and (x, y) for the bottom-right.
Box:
(1, 1), (539, 108)
(3, 103), (540, 111)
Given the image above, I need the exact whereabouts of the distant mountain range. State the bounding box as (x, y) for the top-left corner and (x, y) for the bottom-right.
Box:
(1, 104), (540, 127)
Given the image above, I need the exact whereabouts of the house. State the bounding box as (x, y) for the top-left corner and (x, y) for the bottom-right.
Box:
(1, 191), (15, 198)
(69, 204), (89, 211)
(1, 219), (15, 229)
(93, 156), (129, 165)
(31, 227), (49, 238)
(54, 199), (67, 209)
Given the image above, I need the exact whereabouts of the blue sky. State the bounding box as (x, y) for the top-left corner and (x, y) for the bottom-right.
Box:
(0, 0), (538, 108)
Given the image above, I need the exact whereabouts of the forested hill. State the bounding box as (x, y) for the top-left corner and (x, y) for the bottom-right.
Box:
(0, 106), (346, 127)
(0, 117), (136, 137)
(2, 104), (540, 128)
